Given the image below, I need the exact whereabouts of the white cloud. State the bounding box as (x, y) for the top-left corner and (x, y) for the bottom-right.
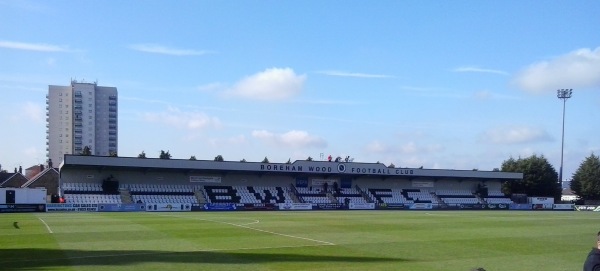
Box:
(252, 130), (326, 149)
(121, 96), (172, 106)
(473, 90), (494, 100)
(142, 107), (221, 131)
(453, 66), (509, 75)
(23, 146), (44, 161)
(365, 141), (389, 153)
(400, 142), (419, 154)
(365, 140), (444, 156)
(197, 82), (224, 92)
(22, 102), (44, 123)
(480, 126), (552, 144)
(316, 70), (394, 78)
(0, 1), (51, 13)
(296, 99), (362, 105)
(473, 90), (521, 101)
(0, 40), (69, 52)
(225, 68), (306, 100)
(209, 135), (247, 148)
(8, 102), (44, 123)
(514, 47), (600, 93)
(399, 86), (444, 92)
(45, 57), (57, 66)
(129, 44), (212, 56)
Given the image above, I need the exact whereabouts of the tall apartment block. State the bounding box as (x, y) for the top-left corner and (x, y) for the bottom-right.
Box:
(46, 80), (118, 165)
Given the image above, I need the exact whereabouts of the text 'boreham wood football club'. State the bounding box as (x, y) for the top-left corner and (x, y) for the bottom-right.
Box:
(259, 164), (414, 175)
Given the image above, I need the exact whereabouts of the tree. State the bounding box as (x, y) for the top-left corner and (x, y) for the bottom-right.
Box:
(501, 155), (561, 199)
(138, 151), (147, 158)
(570, 153), (600, 200)
(388, 163), (396, 168)
(262, 157), (270, 163)
(286, 158), (292, 164)
(240, 159), (247, 162)
(214, 155), (224, 162)
(109, 151), (118, 157)
(81, 146), (92, 156)
(306, 156), (313, 161)
(159, 150), (171, 159)
(189, 156), (197, 161)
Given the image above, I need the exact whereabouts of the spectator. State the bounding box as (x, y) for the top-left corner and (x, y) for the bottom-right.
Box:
(583, 231), (600, 271)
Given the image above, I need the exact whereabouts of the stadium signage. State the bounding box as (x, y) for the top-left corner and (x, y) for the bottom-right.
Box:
(203, 203), (237, 211)
(552, 204), (574, 210)
(509, 204), (532, 210)
(260, 164), (305, 172)
(0, 204), (46, 213)
(241, 203), (276, 210)
(46, 203), (98, 212)
(315, 203), (345, 210)
(189, 176), (221, 183)
(278, 203), (313, 210)
(259, 163), (415, 176)
(409, 203), (433, 210)
(377, 203), (406, 210)
(349, 203), (375, 210)
(350, 167), (414, 175)
(146, 203), (192, 212)
(98, 204), (145, 212)
(574, 205), (600, 212)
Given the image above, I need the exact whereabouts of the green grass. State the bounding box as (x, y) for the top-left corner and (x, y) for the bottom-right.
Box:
(0, 211), (596, 270)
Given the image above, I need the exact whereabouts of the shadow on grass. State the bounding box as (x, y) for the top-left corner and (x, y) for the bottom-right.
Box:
(0, 248), (408, 270)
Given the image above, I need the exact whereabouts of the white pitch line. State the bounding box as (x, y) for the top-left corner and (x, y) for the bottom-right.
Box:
(0, 243), (332, 264)
(37, 217), (53, 234)
(217, 219), (335, 245)
(158, 214), (335, 246)
(239, 219), (260, 225)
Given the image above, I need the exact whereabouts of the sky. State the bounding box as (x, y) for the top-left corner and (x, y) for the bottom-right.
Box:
(1, 1), (599, 181)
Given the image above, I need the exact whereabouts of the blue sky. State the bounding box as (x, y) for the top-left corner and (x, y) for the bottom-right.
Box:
(1, 1), (599, 180)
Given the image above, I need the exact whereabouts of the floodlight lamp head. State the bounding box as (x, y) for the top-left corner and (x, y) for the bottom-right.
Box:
(556, 89), (573, 99)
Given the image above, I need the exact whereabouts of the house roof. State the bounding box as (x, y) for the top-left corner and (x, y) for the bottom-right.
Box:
(0, 172), (16, 186)
(26, 165), (42, 171)
(0, 172), (29, 187)
(21, 167), (59, 188)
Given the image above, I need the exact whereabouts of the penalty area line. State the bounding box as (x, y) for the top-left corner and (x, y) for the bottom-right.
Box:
(156, 213), (335, 246)
(38, 217), (53, 234)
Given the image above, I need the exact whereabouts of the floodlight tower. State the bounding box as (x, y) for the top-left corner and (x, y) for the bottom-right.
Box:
(557, 89), (573, 185)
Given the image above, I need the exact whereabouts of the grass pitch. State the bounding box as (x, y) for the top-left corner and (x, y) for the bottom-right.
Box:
(0, 210), (596, 271)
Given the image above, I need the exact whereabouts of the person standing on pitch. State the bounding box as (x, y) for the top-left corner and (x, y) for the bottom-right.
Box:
(583, 231), (600, 271)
